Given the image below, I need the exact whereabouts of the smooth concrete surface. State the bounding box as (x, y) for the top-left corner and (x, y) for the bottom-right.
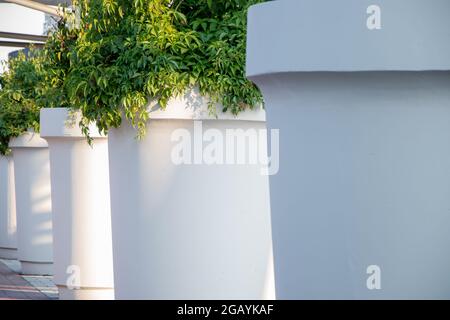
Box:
(0, 247), (17, 260)
(109, 95), (275, 299)
(254, 72), (450, 299)
(41, 108), (114, 300)
(247, 0), (450, 299)
(0, 155), (17, 259)
(9, 132), (53, 276)
(247, 0), (450, 75)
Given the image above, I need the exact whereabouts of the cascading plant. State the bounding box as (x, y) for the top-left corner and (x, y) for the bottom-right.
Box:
(39, 12), (79, 111)
(0, 52), (44, 155)
(0, 11), (79, 155)
(67, 0), (266, 139)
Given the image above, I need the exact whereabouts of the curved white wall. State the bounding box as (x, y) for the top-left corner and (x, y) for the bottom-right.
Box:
(0, 155), (17, 259)
(10, 133), (53, 275)
(247, 0), (450, 299)
(41, 108), (114, 300)
(109, 95), (274, 299)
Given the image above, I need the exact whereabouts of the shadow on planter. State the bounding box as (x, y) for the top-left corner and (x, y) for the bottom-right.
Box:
(9, 132), (53, 276)
(40, 108), (114, 300)
(247, 0), (450, 299)
(108, 89), (275, 299)
(0, 155), (17, 260)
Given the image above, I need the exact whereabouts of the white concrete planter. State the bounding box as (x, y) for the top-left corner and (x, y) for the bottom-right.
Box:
(247, 0), (450, 299)
(40, 108), (114, 300)
(109, 90), (275, 299)
(0, 155), (17, 259)
(9, 132), (53, 275)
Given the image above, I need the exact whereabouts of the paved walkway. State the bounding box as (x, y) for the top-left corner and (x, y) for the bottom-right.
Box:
(0, 259), (58, 300)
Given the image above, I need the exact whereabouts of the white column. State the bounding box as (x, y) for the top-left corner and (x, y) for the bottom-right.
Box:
(247, 0), (450, 299)
(40, 108), (114, 300)
(10, 132), (53, 275)
(0, 155), (17, 259)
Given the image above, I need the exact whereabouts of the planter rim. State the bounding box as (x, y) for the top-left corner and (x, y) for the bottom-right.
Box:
(147, 89), (266, 122)
(246, 0), (450, 78)
(9, 131), (48, 148)
(40, 108), (106, 139)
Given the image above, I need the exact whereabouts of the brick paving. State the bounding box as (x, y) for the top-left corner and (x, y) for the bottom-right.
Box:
(0, 260), (53, 300)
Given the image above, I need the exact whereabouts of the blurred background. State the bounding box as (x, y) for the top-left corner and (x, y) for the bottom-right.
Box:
(0, 1), (71, 72)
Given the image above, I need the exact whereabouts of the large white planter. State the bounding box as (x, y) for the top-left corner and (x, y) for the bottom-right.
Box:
(0, 155), (17, 259)
(40, 108), (114, 300)
(9, 132), (53, 275)
(247, 0), (450, 299)
(109, 90), (275, 299)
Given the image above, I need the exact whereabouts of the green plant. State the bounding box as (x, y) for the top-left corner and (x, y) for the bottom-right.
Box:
(0, 52), (44, 155)
(68, 0), (265, 138)
(0, 13), (77, 155)
(40, 13), (78, 110)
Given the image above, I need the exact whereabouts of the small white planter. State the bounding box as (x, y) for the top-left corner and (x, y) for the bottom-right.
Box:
(9, 132), (53, 275)
(109, 90), (275, 299)
(40, 108), (114, 300)
(247, 0), (450, 299)
(0, 155), (17, 260)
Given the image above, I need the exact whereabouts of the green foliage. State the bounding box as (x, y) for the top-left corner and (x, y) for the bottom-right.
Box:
(0, 0), (265, 151)
(0, 52), (43, 155)
(0, 14), (76, 155)
(40, 14), (78, 110)
(68, 0), (265, 138)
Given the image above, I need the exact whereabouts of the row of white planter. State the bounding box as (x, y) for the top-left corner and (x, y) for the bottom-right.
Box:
(0, 92), (275, 300)
(3, 0), (450, 300)
(0, 112), (115, 299)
